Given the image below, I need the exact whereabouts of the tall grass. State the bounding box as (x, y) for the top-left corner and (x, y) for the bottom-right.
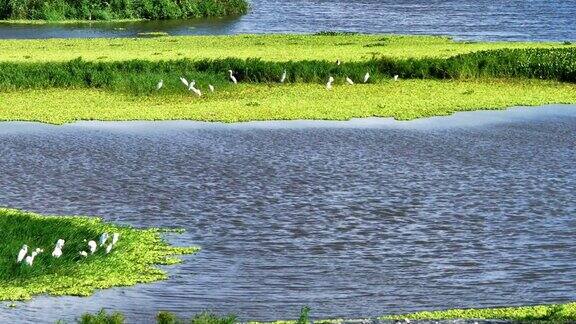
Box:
(0, 208), (198, 300)
(0, 0), (249, 21)
(0, 48), (575, 95)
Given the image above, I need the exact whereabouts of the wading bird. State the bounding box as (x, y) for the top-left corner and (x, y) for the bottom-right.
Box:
(336, 59), (341, 66)
(56, 239), (65, 248)
(180, 77), (189, 87)
(394, 75), (399, 81)
(364, 72), (370, 83)
(156, 79), (164, 91)
(17, 245), (28, 263)
(346, 77), (354, 85)
(88, 240), (97, 254)
(228, 70), (237, 84)
(99, 233), (109, 246)
(52, 246), (62, 258)
(326, 76), (334, 90)
(188, 80), (196, 91)
(209, 84), (215, 93)
(79, 251), (88, 257)
(112, 233), (120, 245)
(281, 70), (287, 83)
(25, 251), (38, 266)
(106, 244), (113, 254)
(191, 86), (202, 97)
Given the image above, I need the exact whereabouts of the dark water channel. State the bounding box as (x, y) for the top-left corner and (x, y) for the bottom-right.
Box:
(0, 105), (575, 322)
(0, 0), (575, 40)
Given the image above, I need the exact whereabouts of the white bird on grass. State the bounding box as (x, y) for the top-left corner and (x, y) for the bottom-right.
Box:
(228, 70), (237, 84)
(88, 240), (97, 254)
(394, 75), (399, 81)
(17, 245), (28, 263)
(209, 84), (215, 93)
(56, 239), (65, 248)
(280, 69), (287, 83)
(336, 59), (341, 66)
(106, 244), (113, 254)
(25, 251), (38, 266)
(326, 76), (334, 90)
(180, 77), (189, 87)
(99, 233), (109, 246)
(188, 80), (196, 91)
(364, 72), (370, 83)
(112, 233), (120, 245)
(345, 76), (354, 85)
(52, 246), (62, 258)
(79, 251), (88, 257)
(156, 79), (164, 91)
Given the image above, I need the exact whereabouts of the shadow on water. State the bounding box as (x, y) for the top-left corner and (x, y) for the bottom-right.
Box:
(0, 0), (575, 40)
(0, 105), (576, 322)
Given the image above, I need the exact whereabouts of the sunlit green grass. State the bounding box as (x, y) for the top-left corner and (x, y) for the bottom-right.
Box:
(0, 79), (575, 124)
(381, 302), (576, 321)
(0, 208), (198, 301)
(0, 34), (572, 63)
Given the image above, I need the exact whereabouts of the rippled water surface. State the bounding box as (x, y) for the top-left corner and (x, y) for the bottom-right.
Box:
(0, 0), (574, 40)
(0, 105), (575, 323)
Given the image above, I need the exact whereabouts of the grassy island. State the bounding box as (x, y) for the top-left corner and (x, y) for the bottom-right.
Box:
(0, 34), (575, 124)
(0, 208), (198, 301)
(0, 0), (249, 22)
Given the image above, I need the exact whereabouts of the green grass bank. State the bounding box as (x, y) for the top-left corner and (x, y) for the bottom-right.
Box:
(0, 34), (576, 124)
(0, 208), (198, 301)
(0, 0), (249, 21)
(72, 302), (576, 323)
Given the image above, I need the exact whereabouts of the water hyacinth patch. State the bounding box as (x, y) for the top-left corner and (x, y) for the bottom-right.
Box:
(0, 208), (199, 301)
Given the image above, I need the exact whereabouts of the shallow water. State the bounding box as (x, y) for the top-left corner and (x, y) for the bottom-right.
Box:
(0, 0), (575, 41)
(0, 105), (575, 323)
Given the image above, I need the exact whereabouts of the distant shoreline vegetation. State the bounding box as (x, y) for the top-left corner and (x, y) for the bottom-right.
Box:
(0, 0), (249, 21)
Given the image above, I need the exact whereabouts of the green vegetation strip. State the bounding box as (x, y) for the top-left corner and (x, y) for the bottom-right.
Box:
(0, 35), (575, 124)
(0, 0), (248, 21)
(0, 208), (198, 301)
(381, 302), (576, 321)
(0, 35), (572, 63)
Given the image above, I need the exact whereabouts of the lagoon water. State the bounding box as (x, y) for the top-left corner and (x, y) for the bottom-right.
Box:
(0, 0), (575, 41)
(0, 106), (575, 322)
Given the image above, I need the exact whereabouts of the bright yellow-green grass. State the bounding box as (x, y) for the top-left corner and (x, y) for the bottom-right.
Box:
(0, 79), (575, 125)
(0, 34), (573, 63)
(380, 302), (576, 321)
(0, 208), (198, 301)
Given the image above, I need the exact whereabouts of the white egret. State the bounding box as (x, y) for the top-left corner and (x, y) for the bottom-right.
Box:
(106, 244), (113, 254)
(56, 239), (65, 248)
(52, 246), (62, 258)
(79, 251), (88, 257)
(208, 84), (215, 92)
(25, 251), (38, 266)
(336, 59), (341, 66)
(17, 245), (28, 263)
(394, 75), (399, 81)
(228, 70), (237, 84)
(99, 233), (109, 246)
(345, 77), (354, 85)
(88, 240), (97, 254)
(326, 76), (334, 90)
(156, 79), (164, 90)
(188, 80), (196, 91)
(364, 72), (370, 83)
(180, 77), (189, 87)
(191, 87), (202, 97)
(280, 69), (287, 83)
(112, 233), (120, 245)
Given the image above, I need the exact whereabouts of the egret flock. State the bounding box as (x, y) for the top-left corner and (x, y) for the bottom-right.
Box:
(154, 61), (400, 95)
(16, 232), (120, 267)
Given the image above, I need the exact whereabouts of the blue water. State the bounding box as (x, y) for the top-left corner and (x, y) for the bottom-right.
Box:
(0, 105), (575, 323)
(0, 0), (574, 40)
